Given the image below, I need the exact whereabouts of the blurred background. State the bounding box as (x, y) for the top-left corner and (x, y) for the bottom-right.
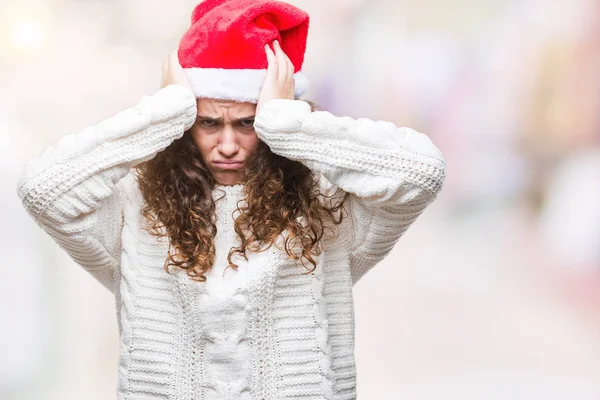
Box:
(2, 0), (599, 399)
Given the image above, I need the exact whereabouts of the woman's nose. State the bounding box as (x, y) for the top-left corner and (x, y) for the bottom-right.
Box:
(217, 127), (239, 156)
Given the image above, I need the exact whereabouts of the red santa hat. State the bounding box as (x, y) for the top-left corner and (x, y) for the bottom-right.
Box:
(178, 0), (310, 103)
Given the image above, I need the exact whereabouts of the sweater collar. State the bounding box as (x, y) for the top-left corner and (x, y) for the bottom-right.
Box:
(213, 183), (245, 200)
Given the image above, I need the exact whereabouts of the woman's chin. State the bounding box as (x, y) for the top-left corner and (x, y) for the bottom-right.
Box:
(213, 172), (244, 186)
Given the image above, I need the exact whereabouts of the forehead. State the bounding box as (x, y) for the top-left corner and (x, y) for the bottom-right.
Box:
(196, 98), (256, 116)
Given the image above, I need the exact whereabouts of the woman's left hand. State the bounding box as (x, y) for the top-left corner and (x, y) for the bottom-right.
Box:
(256, 40), (295, 114)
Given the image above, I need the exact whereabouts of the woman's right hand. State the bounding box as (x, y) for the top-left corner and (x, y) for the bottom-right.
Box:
(160, 49), (193, 92)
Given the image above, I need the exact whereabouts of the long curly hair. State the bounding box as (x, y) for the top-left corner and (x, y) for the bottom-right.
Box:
(134, 103), (349, 282)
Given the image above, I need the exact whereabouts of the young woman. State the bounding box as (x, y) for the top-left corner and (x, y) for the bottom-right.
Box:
(17, 0), (445, 398)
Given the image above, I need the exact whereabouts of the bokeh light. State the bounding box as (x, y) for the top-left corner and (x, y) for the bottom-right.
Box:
(11, 20), (46, 50)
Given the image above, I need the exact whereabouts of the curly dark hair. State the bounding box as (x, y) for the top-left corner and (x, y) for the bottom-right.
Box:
(134, 103), (349, 282)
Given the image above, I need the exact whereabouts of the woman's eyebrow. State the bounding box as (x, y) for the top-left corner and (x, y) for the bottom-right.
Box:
(234, 116), (255, 122)
(196, 116), (224, 122)
(195, 116), (255, 122)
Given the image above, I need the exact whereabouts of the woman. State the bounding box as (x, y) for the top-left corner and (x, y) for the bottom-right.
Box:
(17, 0), (446, 398)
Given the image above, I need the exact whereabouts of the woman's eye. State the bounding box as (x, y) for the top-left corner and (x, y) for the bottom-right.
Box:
(199, 120), (217, 127)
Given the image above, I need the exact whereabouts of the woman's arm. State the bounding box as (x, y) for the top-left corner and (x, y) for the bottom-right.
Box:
(254, 99), (446, 284)
(16, 84), (197, 292)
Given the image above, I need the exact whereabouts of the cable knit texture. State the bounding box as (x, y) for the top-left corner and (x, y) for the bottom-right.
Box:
(17, 86), (446, 400)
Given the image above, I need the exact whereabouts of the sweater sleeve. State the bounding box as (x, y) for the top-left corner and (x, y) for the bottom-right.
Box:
(16, 84), (197, 292)
(253, 99), (446, 285)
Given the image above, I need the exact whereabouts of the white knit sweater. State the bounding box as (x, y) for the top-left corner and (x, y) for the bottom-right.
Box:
(17, 84), (446, 400)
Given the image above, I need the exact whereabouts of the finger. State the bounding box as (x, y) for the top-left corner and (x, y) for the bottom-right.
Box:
(163, 49), (176, 71)
(280, 45), (295, 93)
(288, 57), (296, 97)
(273, 40), (288, 82)
(286, 52), (294, 82)
(280, 42), (294, 85)
(264, 43), (277, 81)
(265, 43), (276, 66)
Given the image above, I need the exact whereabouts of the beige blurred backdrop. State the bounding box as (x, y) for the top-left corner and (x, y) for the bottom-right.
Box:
(2, 0), (600, 399)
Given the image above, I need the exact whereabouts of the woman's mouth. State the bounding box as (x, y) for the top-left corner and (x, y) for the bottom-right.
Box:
(214, 161), (245, 170)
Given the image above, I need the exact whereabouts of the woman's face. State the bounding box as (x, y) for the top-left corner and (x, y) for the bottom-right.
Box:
(190, 98), (259, 186)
